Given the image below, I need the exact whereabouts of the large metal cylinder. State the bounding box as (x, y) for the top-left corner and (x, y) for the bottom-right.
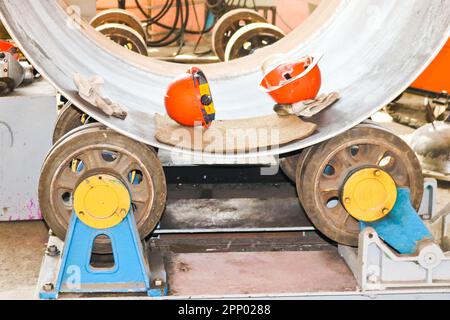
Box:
(0, 0), (449, 158)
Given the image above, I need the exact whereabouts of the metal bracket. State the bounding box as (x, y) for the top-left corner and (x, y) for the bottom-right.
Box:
(418, 178), (438, 220)
(339, 179), (450, 291)
(37, 211), (168, 299)
(339, 228), (450, 291)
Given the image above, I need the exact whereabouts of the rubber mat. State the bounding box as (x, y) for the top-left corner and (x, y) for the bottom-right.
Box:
(155, 113), (317, 153)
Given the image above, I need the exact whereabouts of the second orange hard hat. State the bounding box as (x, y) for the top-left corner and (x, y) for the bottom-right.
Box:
(260, 55), (322, 105)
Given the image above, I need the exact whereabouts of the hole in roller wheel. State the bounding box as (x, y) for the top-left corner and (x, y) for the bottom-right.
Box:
(61, 192), (72, 205)
(323, 164), (336, 177)
(379, 154), (395, 169)
(350, 146), (360, 157)
(128, 170), (143, 185)
(69, 159), (85, 173)
(326, 197), (339, 209)
(101, 150), (118, 162)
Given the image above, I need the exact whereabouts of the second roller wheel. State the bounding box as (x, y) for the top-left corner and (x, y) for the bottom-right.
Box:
(212, 8), (267, 61)
(53, 102), (96, 144)
(90, 8), (147, 41)
(96, 23), (148, 56)
(224, 22), (285, 61)
(296, 125), (424, 246)
(280, 122), (390, 183)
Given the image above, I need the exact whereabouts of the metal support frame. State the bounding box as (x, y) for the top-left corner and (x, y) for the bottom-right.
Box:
(37, 211), (168, 299)
(34, 174), (450, 299)
(339, 179), (450, 291)
(418, 178), (438, 220)
(339, 228), (450, 291)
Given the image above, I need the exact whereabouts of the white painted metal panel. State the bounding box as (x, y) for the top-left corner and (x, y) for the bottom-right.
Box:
(0, 80), (57, 221)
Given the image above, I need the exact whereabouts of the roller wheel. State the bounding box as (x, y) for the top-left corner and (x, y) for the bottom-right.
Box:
(96, 23), (148, 56)
(53, 103), (96, 144)
(279, 151), (302, 182)
(296, 125), (424, 246)
(212, 8), (267, 61)
(39, 125), (167, 254)
(90, 8), (147, 41)
(224, 22), (285, 61)
(280, 121), (391, 183)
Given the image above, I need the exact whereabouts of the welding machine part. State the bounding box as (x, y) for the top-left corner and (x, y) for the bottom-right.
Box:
(165, 67), (216, 128)
(0, 39), (19, 60)
(0, 51), (24, 96)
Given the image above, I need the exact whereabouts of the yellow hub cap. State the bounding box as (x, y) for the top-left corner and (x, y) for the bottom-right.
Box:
(73, 175), (131, 229)
(342, 168), (397, 222)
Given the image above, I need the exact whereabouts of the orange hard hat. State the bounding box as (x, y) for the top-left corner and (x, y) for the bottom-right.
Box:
(259, 56), (322, 105)
(165, 67), (216, 128)
(0, 40), (20, 60)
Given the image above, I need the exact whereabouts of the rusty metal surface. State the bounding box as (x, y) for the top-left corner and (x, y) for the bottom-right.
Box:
(167, 251), (357, 296)
(0, 0), (449, 158)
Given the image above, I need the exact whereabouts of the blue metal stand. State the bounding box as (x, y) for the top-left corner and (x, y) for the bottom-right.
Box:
(360, 188), (433, 255)
(39, 211), (167, 299)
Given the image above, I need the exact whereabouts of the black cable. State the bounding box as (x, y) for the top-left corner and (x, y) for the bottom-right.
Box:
(137, 0), (210, 42)
(149, 0), (190, 47)
(175, 0), (191, 55)
(135, 0), (172, 24)
(150, 0), (215, 35)
(152, 19), (215, 34)
(134, 0), (230, 49)
(118, 0), (126, 9)
(192, 1), (219, 54)
(146, 0), (181, 46)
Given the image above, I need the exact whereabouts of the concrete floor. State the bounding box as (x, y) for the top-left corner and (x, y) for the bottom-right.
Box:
(0, 114), (449, 299)
(0, 221), (48, 299)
